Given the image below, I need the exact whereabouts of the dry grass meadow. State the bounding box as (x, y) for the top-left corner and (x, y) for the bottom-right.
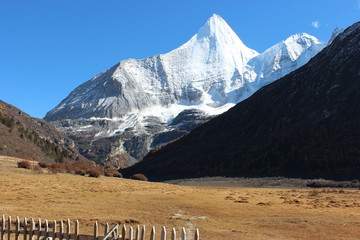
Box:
(1, 156), (360, 240)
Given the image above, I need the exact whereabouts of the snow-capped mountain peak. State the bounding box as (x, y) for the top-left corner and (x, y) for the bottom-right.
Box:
(282, 33), (322, 61)
(45, 14), (328, 165)
(192, 14), (258, 68)
(244, 32), (326, 88)
(197, 14), (228, 38)
(197, 14), (247, 46)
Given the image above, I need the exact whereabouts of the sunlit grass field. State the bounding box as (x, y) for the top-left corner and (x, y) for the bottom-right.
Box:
(1, 156), (360, 240)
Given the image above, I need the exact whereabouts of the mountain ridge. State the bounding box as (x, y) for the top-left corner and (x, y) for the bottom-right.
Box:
(0, 100), (89, 164)
(122, 21), (360, 180)
(44, 14), (328, 166)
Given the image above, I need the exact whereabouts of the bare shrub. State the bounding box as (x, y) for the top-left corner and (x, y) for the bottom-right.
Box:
(131, 173), (148, 181)
(75, 169), (86, 176)
(49, 163), (65, 174)
(33, 165), (43, 174)
(17, 160), (32, 169)
(38, 161), (51, 168)
(104, 168), (122, 178)
(63, 163), (76, 174)
(86, 167), (104, 178)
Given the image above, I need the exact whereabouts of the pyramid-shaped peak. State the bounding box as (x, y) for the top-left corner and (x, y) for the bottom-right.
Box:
(197, 14), (237, 39)
(208, 13), (225, 22)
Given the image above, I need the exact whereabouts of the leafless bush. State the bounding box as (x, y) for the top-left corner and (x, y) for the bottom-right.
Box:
(131, 173), (148, 181)
(38, 161), (51, 168)
(17, 160), (32, 169)
(49, 163), (65, 174)
(86, 167), (104, 178)
(75, 169), (86, 176)
(104, 168), (122, 178)
(33, 165), (43, 173)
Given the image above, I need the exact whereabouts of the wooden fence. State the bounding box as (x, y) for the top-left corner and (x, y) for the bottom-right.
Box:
(0, 215), (199, 240)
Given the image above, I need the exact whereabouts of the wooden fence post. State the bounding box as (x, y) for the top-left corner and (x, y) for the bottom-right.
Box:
(115, 225), (118, 240)
(45, 220), (49, 240)
(24, 217), (28, 240)
(140, 226), (145, 240)
(53, 220), (57, 240)
(7, 216), (11, 240)
(29, 218), (35, 240)
(135, 225), (140, 240)
(104, 223), (109, 238)
(181, 227), (186, 240)
(15, 216), (20, 240)
(121, 225), (126, 240)
(1, 215), (5, 240)
(93, 222), (98, 240)
(160, 227), (166, 240)
(66, 219), (71, 240)
(37, 218), (42, 240)
(171, 228), (176, 240)
(60, 220), (64, 240)
(150, 227), (155, 240)
(75, 220), (79, 240)
(128, 226), (133, 240)
(194, 228), (199, 240)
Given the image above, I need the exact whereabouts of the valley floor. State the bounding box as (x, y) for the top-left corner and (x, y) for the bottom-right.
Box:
(1, 156), (360, 240)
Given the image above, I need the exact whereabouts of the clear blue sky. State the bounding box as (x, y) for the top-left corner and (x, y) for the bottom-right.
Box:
(1, 0), (359, 118)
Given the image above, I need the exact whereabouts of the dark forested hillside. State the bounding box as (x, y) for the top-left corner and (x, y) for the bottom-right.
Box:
(0, 100), (88, 163)
(123, 22), (360, 180)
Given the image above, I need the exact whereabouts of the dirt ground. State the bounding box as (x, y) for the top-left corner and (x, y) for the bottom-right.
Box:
(1, 156), (360, 240)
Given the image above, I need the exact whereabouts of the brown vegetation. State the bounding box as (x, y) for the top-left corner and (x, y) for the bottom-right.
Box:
(23, 161), (120, 179)
(86, 167), (104, 178)
(0, 100), (90, 164)
(104, 168), (122, 178)
(17, 160), (32, 169)
(75, 169), (86, 176)
(38, 161), (51, 168)
(2, 156), (360, 240)
(131, 173), (148, 181)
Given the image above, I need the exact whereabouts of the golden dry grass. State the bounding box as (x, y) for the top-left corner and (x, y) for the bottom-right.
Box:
(1, 156), (360, 240)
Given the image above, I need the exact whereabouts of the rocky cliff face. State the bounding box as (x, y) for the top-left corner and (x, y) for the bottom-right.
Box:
(123, 22), (360, 180)
(45, 14), (326, 166)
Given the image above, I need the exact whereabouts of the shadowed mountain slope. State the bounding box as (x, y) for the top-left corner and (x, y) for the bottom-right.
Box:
(123, 22), (360, 180)
(44, 14), (325, 166)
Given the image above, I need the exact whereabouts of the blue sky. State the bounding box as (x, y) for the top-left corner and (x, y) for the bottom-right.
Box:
(1, 0), (359, 118)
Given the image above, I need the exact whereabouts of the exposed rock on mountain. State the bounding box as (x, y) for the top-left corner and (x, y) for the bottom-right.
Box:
(123, 22), (360, 180)
(45, 14), (326, 166)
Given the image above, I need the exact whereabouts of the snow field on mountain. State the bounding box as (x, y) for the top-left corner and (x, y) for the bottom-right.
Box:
(45, 14), (338, 141)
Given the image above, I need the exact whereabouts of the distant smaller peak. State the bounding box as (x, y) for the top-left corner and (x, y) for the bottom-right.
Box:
(282, 33), (321, 47)
(328, 27), (345, 45)
(285, 32), (319, 41)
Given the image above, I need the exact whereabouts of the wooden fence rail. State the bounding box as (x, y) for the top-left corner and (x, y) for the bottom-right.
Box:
(0, 215), (199, 240)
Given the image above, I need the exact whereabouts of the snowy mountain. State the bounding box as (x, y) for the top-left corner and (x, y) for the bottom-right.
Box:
(244, 33), (326, 88)
(45, 14), (327, 166)
(45, 14), (258, 122)
(123, 21), (360, 180)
